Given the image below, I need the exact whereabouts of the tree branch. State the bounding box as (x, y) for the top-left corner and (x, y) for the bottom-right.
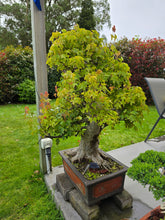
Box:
(45, 134), (63, 139)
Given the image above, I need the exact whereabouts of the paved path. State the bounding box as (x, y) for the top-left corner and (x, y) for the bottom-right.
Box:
(44, 136), (165, 220)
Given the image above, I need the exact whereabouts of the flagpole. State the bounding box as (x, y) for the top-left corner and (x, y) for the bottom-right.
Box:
(30, 0), (48, 174)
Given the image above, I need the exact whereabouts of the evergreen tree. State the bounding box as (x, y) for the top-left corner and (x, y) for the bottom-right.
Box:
(78, 0), (96, 30)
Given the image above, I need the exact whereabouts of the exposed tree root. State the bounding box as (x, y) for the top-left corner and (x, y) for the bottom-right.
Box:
(66, 148), (77, 157)
(65, 147), (112, 172)
(65, 122), (113, 172)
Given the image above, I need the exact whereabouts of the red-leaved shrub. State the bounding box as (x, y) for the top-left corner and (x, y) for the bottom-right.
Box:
(115, 38), (165, 104)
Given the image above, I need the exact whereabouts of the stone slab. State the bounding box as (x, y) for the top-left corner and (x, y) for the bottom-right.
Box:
(56, 172), (100, 220)
(44, 166), (82, 220)
(56, 173), (74, 201)
(113, 190), (133, 210)
(69, 189), (100, 220)
(56, 172), (133, 219)
(99, 197), (151, 220)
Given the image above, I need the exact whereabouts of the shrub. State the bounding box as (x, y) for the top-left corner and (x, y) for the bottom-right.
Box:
(115, 37), (134, 64)
(0, 45), (34, 103)
(17, 79), (36, 103)
(115, 38), (165, 104)
(128, 150), (165, 201)
(0, 45), (62, 103)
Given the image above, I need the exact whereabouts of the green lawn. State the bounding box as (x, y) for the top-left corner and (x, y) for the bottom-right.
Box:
(1, 104), (165, 219)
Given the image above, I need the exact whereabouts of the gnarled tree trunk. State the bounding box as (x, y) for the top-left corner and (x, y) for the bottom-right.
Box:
(69, 121), (109, 168)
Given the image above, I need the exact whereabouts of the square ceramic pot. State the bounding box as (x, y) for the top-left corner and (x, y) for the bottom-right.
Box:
(59, 148), (128, 206)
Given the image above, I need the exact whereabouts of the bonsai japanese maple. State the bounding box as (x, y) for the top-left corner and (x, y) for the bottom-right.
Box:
(39, 25), (147, 169)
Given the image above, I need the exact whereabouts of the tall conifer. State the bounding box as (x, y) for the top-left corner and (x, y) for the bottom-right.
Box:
(78, 0), (96, 30)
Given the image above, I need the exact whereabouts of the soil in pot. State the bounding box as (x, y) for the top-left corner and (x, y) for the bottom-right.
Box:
(66, 153), (124, 181)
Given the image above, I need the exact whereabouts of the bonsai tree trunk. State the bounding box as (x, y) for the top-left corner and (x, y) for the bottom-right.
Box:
(69, 121), (110, 169)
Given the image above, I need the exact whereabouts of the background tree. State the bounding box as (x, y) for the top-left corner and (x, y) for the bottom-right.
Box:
(0, 0), (111, 50)
(78, 0), (96, 30)
(39, 26), (147, 167)
(0, 0), (31, 48)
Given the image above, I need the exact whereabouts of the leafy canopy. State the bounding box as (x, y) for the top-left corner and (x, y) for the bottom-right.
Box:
(39, 26), (147, 142)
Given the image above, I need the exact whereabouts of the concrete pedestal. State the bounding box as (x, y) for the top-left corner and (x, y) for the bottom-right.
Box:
(44, 166), (153, 220)
(56, 172), (133, 220)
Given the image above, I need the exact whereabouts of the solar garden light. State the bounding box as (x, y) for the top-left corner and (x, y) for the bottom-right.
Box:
(41, 138), (52, 174)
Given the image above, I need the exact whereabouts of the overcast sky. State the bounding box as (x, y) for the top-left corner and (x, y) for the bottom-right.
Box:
(102, 0), (165, 42)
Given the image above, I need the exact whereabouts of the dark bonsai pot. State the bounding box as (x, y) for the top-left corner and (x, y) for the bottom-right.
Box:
(59, 148), (128, 206)
(140, 206), (165, 220)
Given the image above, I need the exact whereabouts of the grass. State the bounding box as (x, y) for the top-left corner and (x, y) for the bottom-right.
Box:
(1, 104), (165, 219)
(0, 104), (64, 220)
